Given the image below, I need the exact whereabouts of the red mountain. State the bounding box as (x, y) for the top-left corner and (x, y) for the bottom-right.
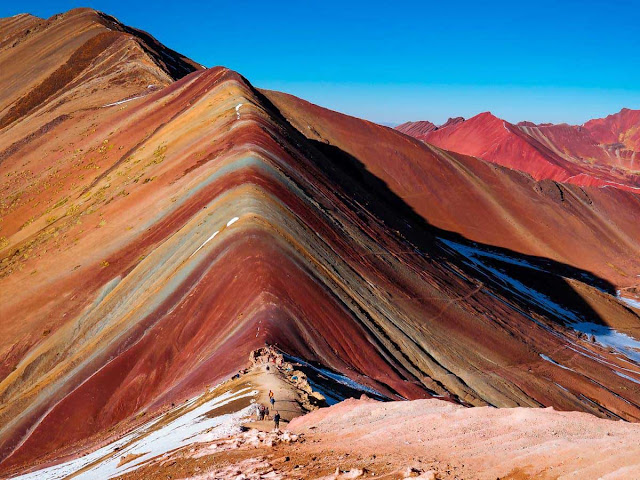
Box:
(395, 120), (437, 136)
(396, 117), (464, 137)
(583, 108), (640, 152)
(398, 110), (640, 192)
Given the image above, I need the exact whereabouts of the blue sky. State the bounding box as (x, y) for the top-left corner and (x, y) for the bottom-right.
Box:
(3, 0), (640, 125)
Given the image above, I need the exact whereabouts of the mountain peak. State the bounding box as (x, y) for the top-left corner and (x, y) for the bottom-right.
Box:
(395, 120), (437, 136)
(399, 107), (640, 191)
(0, 8), (202, 130)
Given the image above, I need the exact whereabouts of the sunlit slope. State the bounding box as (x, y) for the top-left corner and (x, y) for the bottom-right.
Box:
(0, 7), (200, 129)
(399, 111), (640, 191)
(1, 67), (639, 472)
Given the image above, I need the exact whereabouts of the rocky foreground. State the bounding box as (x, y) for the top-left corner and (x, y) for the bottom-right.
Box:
(13, 348), (636, 480)
(7, 348), (638, 479)
(105, 395), (640, 480)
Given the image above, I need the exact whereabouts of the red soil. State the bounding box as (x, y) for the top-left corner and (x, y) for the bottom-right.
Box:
(397, 110), (640, 192)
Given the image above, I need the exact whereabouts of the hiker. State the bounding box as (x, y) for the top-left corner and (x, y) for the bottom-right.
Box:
(265, 405), (270, 420)
(270, 395), (275, 407)
(257, 404), (265, 421)
(274, 411), (280, 430)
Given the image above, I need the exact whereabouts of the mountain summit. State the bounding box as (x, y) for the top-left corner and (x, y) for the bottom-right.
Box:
(0, 8), (200, 130)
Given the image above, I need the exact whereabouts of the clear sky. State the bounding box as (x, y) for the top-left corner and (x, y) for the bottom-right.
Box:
(3, 0), (640, 125)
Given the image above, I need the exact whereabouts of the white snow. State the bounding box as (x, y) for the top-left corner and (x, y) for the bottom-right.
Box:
(305, 378), (346, 406)
(553, 382), (570, 393)
(12, 387), (257, 479)
(570, 322), (640, 364)
(235, 103), (243, 120)
(439, 239), (581, 322)
(189, 230), (219, 259)
(102, 95), (144, 108)
(540, 354), (575, 372)
(188, 217), (240, 259)
(285, 354), (383, 398)
(600, 182), (640, 191)
(439, 238), (640, 376)
(616, 291), (640, 310)
(565, 344), (640, 375)
(614, 371), (640, 386)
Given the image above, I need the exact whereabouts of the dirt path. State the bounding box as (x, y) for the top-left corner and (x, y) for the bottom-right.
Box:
(240, 347), (323, 432)
(243, 362), (304, 430)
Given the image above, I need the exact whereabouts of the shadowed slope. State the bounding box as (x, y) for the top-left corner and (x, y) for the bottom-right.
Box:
(266, 91), (640, 290)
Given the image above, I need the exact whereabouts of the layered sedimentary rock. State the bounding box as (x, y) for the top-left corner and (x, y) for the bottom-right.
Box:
(273, 92), (640, 289)
(395, 120), (437, 136)
(584, 108), (640, 152)
(1, 8), (640, 477)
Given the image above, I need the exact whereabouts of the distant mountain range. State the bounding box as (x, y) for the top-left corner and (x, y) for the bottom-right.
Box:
(396, 109), (640, 192)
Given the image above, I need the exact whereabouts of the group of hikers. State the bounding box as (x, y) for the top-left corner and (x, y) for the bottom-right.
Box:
(256, 389), (280, 430)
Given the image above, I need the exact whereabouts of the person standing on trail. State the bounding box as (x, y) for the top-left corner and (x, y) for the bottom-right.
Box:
(274, 411), (280, 430)
(270, 395), (275, 408)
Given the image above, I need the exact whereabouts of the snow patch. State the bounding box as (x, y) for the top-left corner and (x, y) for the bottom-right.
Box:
(12, 387), (257, 479)
(188, 216), (240, 259)
(600, 182), (640, 191)
(102, 95), (144, 108)
(616, 291), (640, 310)
(540, 354), (575, 372)
(189, 230), (219, 259)
(235, 103), (243, 120)
(439, 239), (581, 322)
(284, 354), (383, 398)
(553, 382), (570, 393)
(570, 322), (640, 364)
(614, 370), (640, 386)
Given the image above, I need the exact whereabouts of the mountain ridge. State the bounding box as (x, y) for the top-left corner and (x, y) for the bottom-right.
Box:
(396, 108), (640, 191)
(1, 8), (640, 477)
